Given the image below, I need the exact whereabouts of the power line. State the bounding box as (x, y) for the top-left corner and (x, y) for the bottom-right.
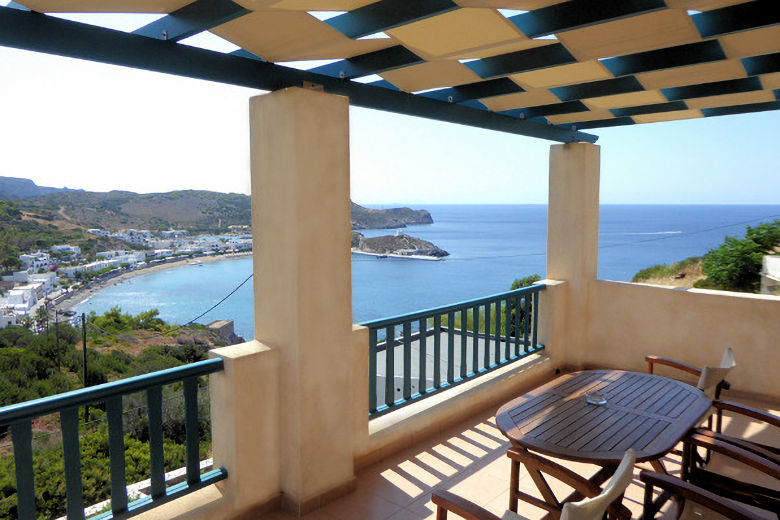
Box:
(184, 273), (253, 325)
(444, 213), (780, 263)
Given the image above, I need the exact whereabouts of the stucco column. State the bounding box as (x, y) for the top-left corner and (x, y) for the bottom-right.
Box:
(250, 87), (355, 514)
(546, 143), (600, 368)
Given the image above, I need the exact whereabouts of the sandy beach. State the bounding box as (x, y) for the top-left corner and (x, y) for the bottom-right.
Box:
(54, 252), (252, 313)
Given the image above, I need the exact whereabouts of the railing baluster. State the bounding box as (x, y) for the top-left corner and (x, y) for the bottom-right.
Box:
(369, 328), (378, 413)
(385, 325), (395, 406)
(472, 306), (479, 374)
(514, 297), (521, 356)
(147, 385), (165, 499)
(494, 301), (501, 365)
(403, 321), (412, 401)
(361, 285), (546, 419)
(483, 303), (491, 369)
(61, 407), (85, 520)
(418, 318), (427, 394)
(447, 311), (455, 383)
(533, 290), (540, 349)
(11, 419), (35, 520)
(433, 316), (441, 388)
(523, 295), (531, 353)
(504, 298), (512, 360)
(106, 395), (128, 515)
(184, 377), (200, 485)
(460, 309), (467, 380)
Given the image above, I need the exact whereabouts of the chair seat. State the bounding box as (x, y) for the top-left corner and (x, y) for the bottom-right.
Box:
(707, 452), (780, 492)
(501, 511), (532, 520)
(679, 498), (778, 520)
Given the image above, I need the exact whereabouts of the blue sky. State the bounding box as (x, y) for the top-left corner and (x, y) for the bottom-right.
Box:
(0, 9), (778, 205)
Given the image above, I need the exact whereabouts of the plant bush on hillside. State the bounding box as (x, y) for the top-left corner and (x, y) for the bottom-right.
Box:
(700, 220), (779, 293)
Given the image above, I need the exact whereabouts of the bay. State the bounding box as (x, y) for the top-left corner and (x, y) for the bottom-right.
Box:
(74, 204), (780, 339)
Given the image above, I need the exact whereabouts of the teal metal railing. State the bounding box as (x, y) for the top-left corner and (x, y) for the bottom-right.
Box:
(362, 284), (545, 419)
(0, 358), (226, 520)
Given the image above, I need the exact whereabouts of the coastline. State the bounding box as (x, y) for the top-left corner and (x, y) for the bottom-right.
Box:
(351, 249), (443, 261)
(54, 252), (252, 313)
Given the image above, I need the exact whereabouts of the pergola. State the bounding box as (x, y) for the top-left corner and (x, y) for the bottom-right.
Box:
(1, 2), (778, 519)
(2, 0), (778, 142)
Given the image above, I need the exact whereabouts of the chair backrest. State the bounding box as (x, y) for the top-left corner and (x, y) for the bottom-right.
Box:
(697, 347), (736, 399)
(560, 449), (636, 520)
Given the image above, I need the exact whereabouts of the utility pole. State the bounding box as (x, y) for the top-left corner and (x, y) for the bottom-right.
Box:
(54, 310), (60, 369)
(82, 312), (89, 422)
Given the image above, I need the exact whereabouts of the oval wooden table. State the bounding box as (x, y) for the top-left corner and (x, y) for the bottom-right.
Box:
(495, 370), (713, 516)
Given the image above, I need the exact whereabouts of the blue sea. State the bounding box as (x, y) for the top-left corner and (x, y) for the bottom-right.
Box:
(74, 205), (780, 339)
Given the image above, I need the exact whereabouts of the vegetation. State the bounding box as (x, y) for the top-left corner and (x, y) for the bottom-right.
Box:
(441, 274), (542, 336)
(631, 220), (780, 293)
(0, 310), (217, 519)
(697, 220), (780, 293)
(631, 256), (702, 283)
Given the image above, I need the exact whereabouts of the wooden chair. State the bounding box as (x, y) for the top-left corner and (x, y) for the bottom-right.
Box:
(639, 470), (767, 520)
(681, 403), (779, 516)
(432, 449), (635, 520)
(645, 347), (736, 401)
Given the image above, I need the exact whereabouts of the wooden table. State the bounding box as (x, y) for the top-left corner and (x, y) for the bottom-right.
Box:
(496, 370), (713, 464)
(496, 370), (713, 517)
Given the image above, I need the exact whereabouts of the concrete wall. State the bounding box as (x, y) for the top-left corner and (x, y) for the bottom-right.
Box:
(586, 280), (780, 399)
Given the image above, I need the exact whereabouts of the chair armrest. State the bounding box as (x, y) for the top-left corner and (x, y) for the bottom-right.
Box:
(639, 471), (757, 520)
(686, 433), (780, 480)
(432, 490), (502, 520)
(645, 355), (702, 377)
(507, 448), (602, 498)
(694, 428), (779, 462)
(713, 400), (780, 429)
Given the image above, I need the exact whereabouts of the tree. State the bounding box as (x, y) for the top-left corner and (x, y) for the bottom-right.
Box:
(510, 274), (542, 290)
(700, 220), (779, 293)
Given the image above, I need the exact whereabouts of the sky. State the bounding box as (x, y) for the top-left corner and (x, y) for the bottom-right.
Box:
(0, 9), (778, 205)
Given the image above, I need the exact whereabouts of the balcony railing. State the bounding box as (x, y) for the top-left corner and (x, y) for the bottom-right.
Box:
(362, 284), (545, 419)
(0, 358), (226, 520)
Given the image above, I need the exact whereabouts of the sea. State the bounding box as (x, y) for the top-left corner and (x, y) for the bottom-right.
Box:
(73, 205), (780, 340)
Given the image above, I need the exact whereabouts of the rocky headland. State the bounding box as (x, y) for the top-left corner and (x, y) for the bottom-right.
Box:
(351, 231), (449, 259)
(351, 202), (433, 230)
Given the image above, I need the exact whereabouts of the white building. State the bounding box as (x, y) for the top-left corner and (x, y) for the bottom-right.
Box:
(50, 244), (81, 258)
(0, 312), (20, 329)
(87, 228), (109, 236)
(30, 271), (58, 292)
(19, 252), (52, 271)
(160, 229), (188, 239)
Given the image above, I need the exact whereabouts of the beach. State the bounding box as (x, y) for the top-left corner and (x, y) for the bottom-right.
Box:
(54, 252), (252, 313)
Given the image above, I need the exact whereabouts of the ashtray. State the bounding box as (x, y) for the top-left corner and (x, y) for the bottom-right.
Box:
(585, 392), (607, 405)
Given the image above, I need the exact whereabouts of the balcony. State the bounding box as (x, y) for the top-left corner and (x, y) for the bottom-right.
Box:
(1, 6), (779, 517)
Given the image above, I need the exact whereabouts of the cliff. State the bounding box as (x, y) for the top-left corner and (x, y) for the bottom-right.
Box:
(351, 231), (449, 258)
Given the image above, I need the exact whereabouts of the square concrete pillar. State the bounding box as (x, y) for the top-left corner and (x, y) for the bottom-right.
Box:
(546, 143), (600, 367)
(249, 87), (355, 514)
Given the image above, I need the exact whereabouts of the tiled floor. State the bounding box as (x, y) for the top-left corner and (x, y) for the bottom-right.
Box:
(262, 397), (779, 520)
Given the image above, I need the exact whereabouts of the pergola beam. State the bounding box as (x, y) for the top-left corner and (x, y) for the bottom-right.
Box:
(132, 0), (249, 42)
(0, 7), (598, 144)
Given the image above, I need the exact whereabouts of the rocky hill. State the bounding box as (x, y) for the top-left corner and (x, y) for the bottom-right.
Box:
(351, 231), (449, 258)
(351, 202), (433, 229)
(0, 176), (79, 200)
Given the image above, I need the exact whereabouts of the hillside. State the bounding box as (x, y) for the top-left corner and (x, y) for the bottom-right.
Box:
(0, 176), (79, 200)
(0, 200), (139, 271)
(1, 176), (435, 234)
(20, 189), (251, 232)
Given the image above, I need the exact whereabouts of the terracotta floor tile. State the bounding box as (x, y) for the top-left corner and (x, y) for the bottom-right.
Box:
(318, 493), (402, 520)
(260, 395), (776, 520)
